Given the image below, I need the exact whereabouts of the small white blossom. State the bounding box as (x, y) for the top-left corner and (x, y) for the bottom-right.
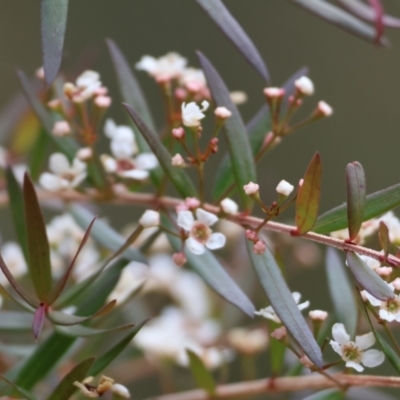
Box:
(363, 283), (400, 322)
(220, 198), (239, 215)
(39, 153), (87, 191)
(52, 120), (71, 137)
(65, 70), (102, 103)
(317, 101), (333, 117)
(255, 292), (310, 323)
(294, 76), (314, 96)
(309, 309), (328, 321)
(180, 68), (208, 94)
(243, 181), (259, 195)
(181, 101), (209, 127)
(139, 210), (160, 228)
(214, 106), (232, 119)
(177, 208), (226, 255)
(329, 323), (384, 372)
(276, 180), (294, 196)
(0, 242), (28, 286)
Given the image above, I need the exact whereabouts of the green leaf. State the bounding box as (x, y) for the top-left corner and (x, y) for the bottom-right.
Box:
(123, 103), (198, 198)
(5, 167), (29, 264)
(246, 241), (323, 368)
(55, 323), (135, 337)
(165, 217), (255, 317)
(346, 252), (394, 300)
(0, 311), (33, 332)
(17, 69), (78, 158)
(346, 161), (366, 241)
(46, 358), (94, 400)
(269, 335), (286, 375)
(315, 181), (400, 234)
(29, 128), (50, 180)
(196, 0), (269, 82)
(379, 221), (390, 258)
(295, 152), (322, 234)
(325, 248), (357, 337)
(0, 373), (38, 400)
(23, 173), (52, 303)
(290, 0), (389, 46)
(198, 51), (257, 210)
(69, 204), (147, 264)
(88, 319), (148, 376)
(47, 300), (116, 326)
(187, 349), (216, 395)
(41, 0), (68, 85)
(302, 389), (344, 400)
(212, 66), (308, 201)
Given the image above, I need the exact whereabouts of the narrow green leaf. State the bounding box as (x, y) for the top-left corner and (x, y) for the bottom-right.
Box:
(198, 51), (256, 209)
(0, 374), (37, 400)
(0, 311), (33, 332)
(346, 252), (394, 300)
(379, 221), (390, 258)
(246, 241), (323, 367)
(106, 39), (163, 187)
(270, 336), (286, 375)
(123, 103), (197, 198)
(315, 181), (400, 234)
(23, 173), (52, 302)
(29, 128), (49, 180)
(325, 248), (357, 337)
(46, 357), (94, 400)
(346, 162), (366, 241)
(47, 300), (116, 326)
(165, 217), (254, 317)
(187, 349), (216, 395)
(290, 0), (389, 46)
(69, 204), (147, 264)
(196, 0), (269, 82)
(41, 0), (68, 85)
(212, 66), (308, 201)
(302, 389), (344, 400)
(17, 70), (78, 158)
(295, 152), (322, 234)
(5, 167), (29, 264)
(88, 319), (148, 376)
(56, 323), (135, 338)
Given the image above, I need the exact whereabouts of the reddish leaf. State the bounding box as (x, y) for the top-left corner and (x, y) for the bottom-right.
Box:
(369, 0), (385, 44)
(346, 161), (366, 241)
(295, 152), (322, 234)
(32, 303), (46, 340)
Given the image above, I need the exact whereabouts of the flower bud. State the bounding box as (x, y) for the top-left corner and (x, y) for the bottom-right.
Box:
(185, 197), (201, 209)
(299, 355), (314, 369)
(243, 181), (259, 196)
(270, 326), (287, 340)
(112, 383), (130, 398)
(76, 147), (93, 161)
(214, 106), (232, 120)
(209, 137), (219, 153)
(220, 198), (238, 215)
(171, 153), (185, 167)
(172, 127), (185, 139)
(392, 278), (400, 291)
(230, 91), (247, 105)
(94, 95), (112, 108)
(276, 180), (294, 197)
(52, 121), (71, 137)
(36, 67), (45, 81)
(172, 252), (187, 267)
(47, 99), (63, 111)
(263, 87), (285, 99)
(316, 100), (333, 117)
(253, 240), (266, 254)
(245, 229), (258, 241)
(309, 310), (328, 321)
(376, 266), (392, 277)
(294, 76), (314, 96)
(139, 210), (160, 228)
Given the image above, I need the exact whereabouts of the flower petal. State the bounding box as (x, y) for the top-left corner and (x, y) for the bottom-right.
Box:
(254, 307), (280, 323)
(329, 340), (343, 356)
(72, 158), (87, 173)
(364, 291), (383, 307)
(346, 360), (364, 372)
(361, 349), (385, 368)
(332, 323), (350, 345)
(297, 300), (310, 311)
(355, 332), (375, 350)
(135, 153), (158, 170)
(185, 237), (205, 255)
(292, 292), (301, 304)
(196, 208), (218, 226)
(39, 173), (63, 191)
(111, 139), (135, 159)
(119, 169), (149, 181)
(379, 309), (396, 322)
(49, 153), (70, 175)
(177, 211), (195, 231)
(71, 172), (87, 188)
(206, 233), (226, 250)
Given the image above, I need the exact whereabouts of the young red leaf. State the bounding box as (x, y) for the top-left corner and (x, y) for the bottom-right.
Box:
(368, 0), (384, 44)
(32, 303), (46, 340)
(346, 161), (366, 241)
(295, 152), (322, 234)
(379, 221), (390, 258)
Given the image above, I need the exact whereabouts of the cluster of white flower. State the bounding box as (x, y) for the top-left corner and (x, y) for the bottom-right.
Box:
(100, 119), (158, 181)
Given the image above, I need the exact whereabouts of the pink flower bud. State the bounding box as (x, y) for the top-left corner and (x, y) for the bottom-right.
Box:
(172, 252), (187, 267)
(253, 240), (266, 254)
(263, 87), (285, 98)
(36, 67), (45, 81)
(316, 101), (333, 117)
(93, 86), (109, 96)
(171, 153), (185, 167)
(214, 106), (232, 119)
(271, 326), (287, 340)
(52, 121), (71, 137)
(245, 230), (258, 241)
(392, 278), (400, 291)
(94, 96), (112, 108)
(47, 99), (62, 111)
(185, 197), (201, 209)
(243, 181), (259, 196)
(172, 127), (185, 139)
(76, 147), (93, 161)
(175, 88), (187, 101)
(294, 76), (314, 96)
(299, 355), (314, 368)
(308, 309), (328, 321)
(376, 266), (392, 277)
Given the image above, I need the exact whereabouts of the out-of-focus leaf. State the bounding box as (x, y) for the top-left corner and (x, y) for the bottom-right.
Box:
(346, 162), (366, 241)
(187, 349), (216, 395)
(346, 252), (394, 300)
(338, 0), (400, 28)
(302, 389), (344, 400)
(106, 39), (163, 186)
(246, 241), (322, 367)
(368, 0), (384, 44)
(295, 152), (322, 234)
(0, 373), (37, 400)
(41, 0), (69, 85)
(56, 323), (135, 337)
(196, 0), (269, 82)
(0, 343), (35, 357)
(270, 335), (286, 375)
(198, 52), (256, 210)
(290, 0), (389, 46)
(379, 221), (390, 258)
(48, 217), (97, 305)
(165, 217), (254, 317)
(213, 66), (308, 201)
(5, 167), (29, 263)
(47, 300), (116, 326)
(325, 248), (357, 336)
(17, 70), (78, 158)
(46, 357), (94, 400)
(23, 173), (52, 303)
(315, 181), (400, 234)
(32, 303), (46, 340)
(123, 103), (197, 198)
(29, 128), (49, 180)
(0, 311), (32, 332)
(70, 204), (147, 263)
(88, 319), (148, 376)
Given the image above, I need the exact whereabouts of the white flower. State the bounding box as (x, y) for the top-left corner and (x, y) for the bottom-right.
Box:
(65, 70), (102, 103)
(139, 210), (160, 228)
(39, 153), (87, 191)
(254, 292), (310, 323)
(112, 383), (130, 398)
(220, 198), (239, 215)
(276, 180), (294, 196)
(136, 52), (187, 81)
(177, 208), (226, 255)
(171, 153), (185, 167)
(317, 101), (333, 117)
(294, 76), (314, 96)
(104, 119), (138, 155)
(243, 181), (259, 195)
(214, 107), (232, 119)
(363, 283), (400, 322)
(52, 121), (71, 137)
(0, 242), (27, 286)
(329, 323), (384, 372)
(181, 101), (209, 127)
(180, 68), (208, 94)
(309, 309), (328, 321)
